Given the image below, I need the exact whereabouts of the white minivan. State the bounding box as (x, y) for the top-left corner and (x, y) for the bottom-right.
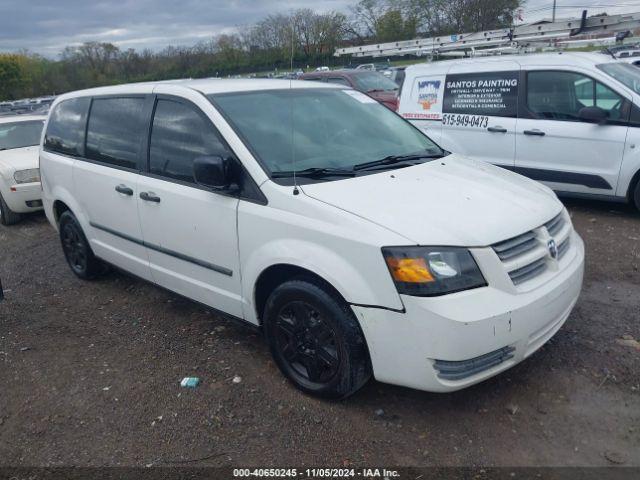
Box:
(40, 79), (584, 398)
(399, 52), (640, 210)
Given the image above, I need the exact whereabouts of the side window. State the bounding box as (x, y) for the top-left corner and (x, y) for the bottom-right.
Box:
(44, 97), (89, 156)
(327, 77), (350, 87)
(149, 99), (228, 183)
(527, 71), (625, 121)
(86, 97), (146, 169)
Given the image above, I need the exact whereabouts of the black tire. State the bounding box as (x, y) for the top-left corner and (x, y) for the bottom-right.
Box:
(263, 278), (371, 399)
(59, 211), (105, 279)
(0, 192), (22, 226)
(633, 179), (640, 212)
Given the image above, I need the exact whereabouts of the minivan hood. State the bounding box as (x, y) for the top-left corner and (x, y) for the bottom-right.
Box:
(300, 154), (562, 246)
(0, 146), (39, 178)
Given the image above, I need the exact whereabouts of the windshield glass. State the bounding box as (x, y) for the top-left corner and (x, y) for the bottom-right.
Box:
(210, 88), (442, 178)
(597, 62), (640, 94)
(352, 72), (399, 92)
(0, 120), (44, 150)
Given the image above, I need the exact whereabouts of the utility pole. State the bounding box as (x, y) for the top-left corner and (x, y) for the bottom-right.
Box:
(552, 0), (557, 22)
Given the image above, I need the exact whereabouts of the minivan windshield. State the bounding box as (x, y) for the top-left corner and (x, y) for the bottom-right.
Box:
(0, 120), (44, 151)
(210, 88), (442, 181)
(597, 62), (640, 94)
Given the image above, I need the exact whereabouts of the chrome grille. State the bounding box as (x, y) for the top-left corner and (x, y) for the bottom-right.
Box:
(492, 231), (538, 261)
(545, 212), (565, 237)
(558, 237), (570, 259)
(509, 257), (547, 285)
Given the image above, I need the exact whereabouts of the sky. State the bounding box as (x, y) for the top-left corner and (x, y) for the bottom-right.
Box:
(0, 0), (639, 57)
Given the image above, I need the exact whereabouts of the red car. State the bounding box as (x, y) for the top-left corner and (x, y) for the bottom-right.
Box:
(299, 69), (399, 110)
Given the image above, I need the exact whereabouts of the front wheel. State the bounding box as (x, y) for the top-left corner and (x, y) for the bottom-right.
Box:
(263, 278), (371, 399)
(0, 193), (22, 226)
(59, 211), (106, 279)
(633, 180), (640, 212)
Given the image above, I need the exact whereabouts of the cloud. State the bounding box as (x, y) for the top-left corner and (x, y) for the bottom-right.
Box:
(0, 0), (351, 55)
(0, 0), (634, 56)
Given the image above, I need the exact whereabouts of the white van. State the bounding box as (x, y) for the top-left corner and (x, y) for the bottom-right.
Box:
(40, 79), (584, 398)
(399, 52), (640, 210)
(0, 115), (46, 225)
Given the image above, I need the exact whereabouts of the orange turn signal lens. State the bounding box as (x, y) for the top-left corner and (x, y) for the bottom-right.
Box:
(385, 257), (434, 283)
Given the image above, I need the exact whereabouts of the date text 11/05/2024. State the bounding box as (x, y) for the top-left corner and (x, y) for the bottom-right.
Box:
(232, 468), (400, 478)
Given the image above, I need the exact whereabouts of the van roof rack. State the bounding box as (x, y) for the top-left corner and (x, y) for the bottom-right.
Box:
(334, 10), (640, 58)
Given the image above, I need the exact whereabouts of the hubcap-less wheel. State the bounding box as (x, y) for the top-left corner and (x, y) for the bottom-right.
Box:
(61, 222), (88, 274)
(274, 301), (340, 384)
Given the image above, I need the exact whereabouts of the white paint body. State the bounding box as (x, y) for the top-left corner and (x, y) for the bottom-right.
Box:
(0, 115), (46, 214)
(399, 52), (640, 203)
(40, 79), (584, 392)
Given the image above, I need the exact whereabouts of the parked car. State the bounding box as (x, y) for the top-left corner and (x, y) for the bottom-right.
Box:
(398, 52), (640, 210)
(0, 115), (46, 225)
(300, 69), (400, 110)
(40, 79), (584, 398)
(315, 66), (330, 72)
(383, 66), (406, 87)
(356, 63), (389, 71)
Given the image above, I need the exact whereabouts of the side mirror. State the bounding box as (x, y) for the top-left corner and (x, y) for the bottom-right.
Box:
(193, 155), (235, 191)
(578, 106), (609, 124)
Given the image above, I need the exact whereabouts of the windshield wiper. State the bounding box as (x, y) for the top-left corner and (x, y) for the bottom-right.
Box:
(271, 167), (356, 179)
(353, 151), (446, 171)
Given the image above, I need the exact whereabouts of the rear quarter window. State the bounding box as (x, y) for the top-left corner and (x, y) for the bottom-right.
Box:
(44, 97), (90, 156)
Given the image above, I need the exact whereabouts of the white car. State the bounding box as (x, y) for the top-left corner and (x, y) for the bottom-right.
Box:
(0, 115), (46, 225)
(398, 52), (640, 210)
(40, 80), (584, 398)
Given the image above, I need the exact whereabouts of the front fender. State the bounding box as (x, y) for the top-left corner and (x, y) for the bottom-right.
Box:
(240, 238), (404, 325)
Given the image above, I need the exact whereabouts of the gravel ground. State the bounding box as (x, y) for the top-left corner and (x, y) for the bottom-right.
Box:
(0, 198), (638, 468)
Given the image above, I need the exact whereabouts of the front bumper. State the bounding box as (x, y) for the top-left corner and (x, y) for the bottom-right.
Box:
(0, 181), (43, 213)
(353, 231), (585, 392)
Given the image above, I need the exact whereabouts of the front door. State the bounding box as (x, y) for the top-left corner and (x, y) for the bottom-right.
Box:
(136, 94), (243, 317)
(515, 69), (629, 195)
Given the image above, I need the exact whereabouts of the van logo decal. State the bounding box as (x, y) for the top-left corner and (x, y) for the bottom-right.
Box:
(417, 80), (441, 110)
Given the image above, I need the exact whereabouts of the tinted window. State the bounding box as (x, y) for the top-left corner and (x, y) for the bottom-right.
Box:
(0, 121), (44, 150)
(44, 98), (89, 156)
(149, 99), (227, 183)
(527, 71), (625, 121)
(327, 77), (350, 87)
(86, 97), (146, 169)
(352, 71), (399, 92)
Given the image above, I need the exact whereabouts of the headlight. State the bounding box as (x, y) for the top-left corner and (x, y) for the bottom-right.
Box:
(13, 168), (40, 184)
(382, 246), (486, 296)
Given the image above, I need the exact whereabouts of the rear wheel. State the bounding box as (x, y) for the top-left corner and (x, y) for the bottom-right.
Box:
(263, 278), (371, 399)
(59, 211), (106, 279)
(0, 193), (22, 226)
(633, 179), (640, 212)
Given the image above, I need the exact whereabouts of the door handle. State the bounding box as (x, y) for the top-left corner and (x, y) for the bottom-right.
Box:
(487, 126), (507, 133)
(523, 129), (546, 136)
(115, 184), (133, 196)
(140, 191), (161, 203)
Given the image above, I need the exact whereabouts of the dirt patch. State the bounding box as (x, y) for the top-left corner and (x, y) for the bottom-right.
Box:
(0, 198), (638, 467)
